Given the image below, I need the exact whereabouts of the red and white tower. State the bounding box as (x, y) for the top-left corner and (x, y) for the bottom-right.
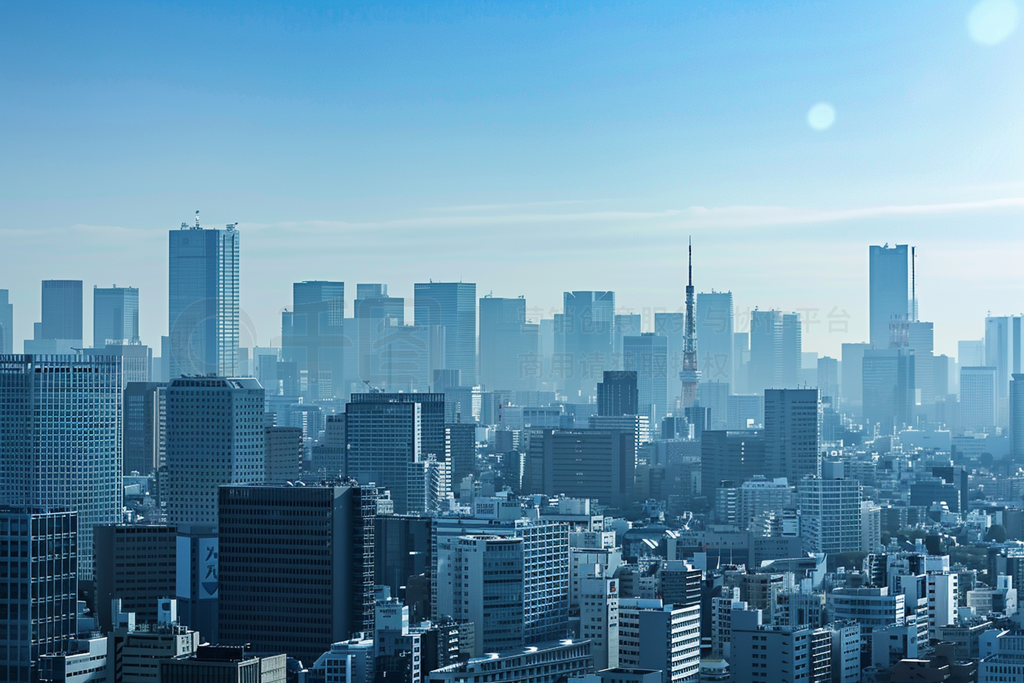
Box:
(679, 239), (700, 409)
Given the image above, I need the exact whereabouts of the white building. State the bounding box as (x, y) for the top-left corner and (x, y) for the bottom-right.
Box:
(619, 598), (700, 683)
(312, 637), (375, 683)
(797, 465), (863, 555)
(579, 574), (619, 670)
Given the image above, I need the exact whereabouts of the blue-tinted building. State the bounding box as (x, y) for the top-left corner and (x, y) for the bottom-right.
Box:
(414, 282), (477, 386)
(168, 219), (239, 378)
(282, 280), (345, 400)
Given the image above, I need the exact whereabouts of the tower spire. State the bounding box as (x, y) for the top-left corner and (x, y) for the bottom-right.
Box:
(680, 237), (700, 412)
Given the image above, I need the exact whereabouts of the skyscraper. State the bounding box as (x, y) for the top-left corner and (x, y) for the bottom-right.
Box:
(597, 370), (639, 417)
(701, 430), (766, 503)
(862, 349), (915, 434)
(696, 291), (734, 387)
(0, 354), (122, 580)
(414, 282), (477, 386)
(623, 334), (669, 423)
(94, 285), (140, 347)
(869, 244), (910, 349)
(281, 281), (346, 400)
(168, 217), (239, 378)
(557, 291), (615, 400)
(985, 315), (1022, 424)
(0, 289), (13, 355)
(1011, 374), (1024, 457)
(123, 382), (166, 476)
(479, 296), (539, 392)
(218, 484), (377, 665)
(749, 309), (782, 396)
(344, 392), (446, 513)
(0, 506), (79, 683)
(41, 280), (84, 343)
(765, 388), (820, 482)
(164, 376), (265, 525)
(959, 366), (997, 432)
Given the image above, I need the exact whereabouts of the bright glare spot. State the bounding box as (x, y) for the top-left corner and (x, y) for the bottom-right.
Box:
(807, 103), (836, 131)
(968, 0), (1019, 45)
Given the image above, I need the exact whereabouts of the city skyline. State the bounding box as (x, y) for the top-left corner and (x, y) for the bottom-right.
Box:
(1, 2), (1022, 357)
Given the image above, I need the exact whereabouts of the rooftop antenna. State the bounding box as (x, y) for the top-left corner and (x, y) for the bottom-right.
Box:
(194, 210), (200, 229)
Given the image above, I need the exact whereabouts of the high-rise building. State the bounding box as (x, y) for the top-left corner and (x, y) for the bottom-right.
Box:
(94, 285), (140, 347)
(557, 291), (615, 400)
(479, 296), (539, 392)
(619, 597), (701, 683)
(696, 291), (734, 387)
(281, 281), (345, 401)
(613, 313), (642, 367)
(167, 217), (239, 378)
(436, 534), (526, 655)
(985, 316), (1022, 398)
(41, 279), (84, 343)
(700, 430), (766, 504)
(597, 371), (639, 417)
(729, 609), (832, 683)
(840, 342), (870, 412)
(123, 382), (166, 477)
(798, 464), (863, 555)
(93, 523), (178, 632)
(526, 428), (637, 508)
(816, 356), (839, 402)
(415, 282), (477, 386)
(0, 506), (78, 683)
(0, 354), (122, 580)
(749, 310), (782, 396)
(781, 313), (802, 388)
(218, 484), (377, 665)
(164, 377), (265, 525)
(579, 574), (619, 670)
(623, 334), (669, 423)
(344, 392), (447, 513)
(862, 348), (915, 434)
(960, 366), (997, 432)
(0, 289), (13, 355)
(764, 388), (819, 482)
(264, 425), (303, 484)
(869, 244), (911, 349)
(1011, 374), (1024, 457)
(84, 342), (152, 386)
(352, 284), (404, 390)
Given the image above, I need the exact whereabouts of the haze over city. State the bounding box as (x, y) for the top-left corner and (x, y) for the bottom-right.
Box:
(2, 1), (1023, 357)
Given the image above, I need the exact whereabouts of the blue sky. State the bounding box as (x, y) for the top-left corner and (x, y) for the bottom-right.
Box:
(1, 1), (1022, 357)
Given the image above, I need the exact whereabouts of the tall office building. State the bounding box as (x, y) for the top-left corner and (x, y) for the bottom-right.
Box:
(749, 310), (782, 395)
(764, 388), (819, 482)
(623, 334), (669, 423)
(817, 356), (839, 402)
(415, 282), (477, 386)
(840, 342), (870, 413)
(0, 507), (79, 683)
(41, 280), (84, 343)
(0, 354), (122, 580)
(653, 312), (684, 393)
(93, 523), (177, 632)
(597, 371), (639, 417)
(94, 286), (140, 347)
(557, 291), (615, 400)
(960, 366), (997, 432)
(862, 349), (915, 434)
(123, 382), (166, 476)
(352, 284), (403, 389)
(619, 597), (701, 683)
(436, 534), (526, 656)
(164, 377), (265, 525)
(344, 392), (447, 513)
(218, 484), (377, 665)
(167, 217), (240, 378)
(869, 244), (911, 349)
(798, 463), (864, 555)
(985, 315), (1022, 425)
(1011, 374), (1024, 457)
(696, 291), (734, 386)
(907, 321), (936, 405)
(729, 610), (833, 683)
(781, 313), (802, 388)
(700, 430), (766, 503)
(479, 296), (539, 392)
(613, 313), (642, 367)
(526, 428), (637, 508)
(0, 289), (13, 355)
(281, 281), (345, 401)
